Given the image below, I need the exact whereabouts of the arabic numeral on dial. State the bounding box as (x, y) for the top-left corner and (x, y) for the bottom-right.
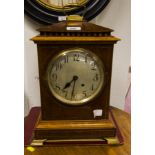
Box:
(55, 84), (61, 90)
(55, 62), (62, 71)
(85, 54), (88, 63)
(73, 54), (80, 61)
(62, 90), (68, 97)
(51, 73), (57, 81)
(91, 84), (94, 91)
(82, 91), (87, 97)
(91, 61), (96, 70)
(93, 74), (99, 81)
(64, 55), (68, 63)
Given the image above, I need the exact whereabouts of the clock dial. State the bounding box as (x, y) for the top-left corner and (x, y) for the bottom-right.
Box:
(37, 0), (89, 11)
(47, 48), (104, 105)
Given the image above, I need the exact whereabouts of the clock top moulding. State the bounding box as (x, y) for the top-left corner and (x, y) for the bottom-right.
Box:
(32, 21), (120, 44)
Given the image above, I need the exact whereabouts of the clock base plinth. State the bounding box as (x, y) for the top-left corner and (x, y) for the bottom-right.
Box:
(33, 113), (116, 141)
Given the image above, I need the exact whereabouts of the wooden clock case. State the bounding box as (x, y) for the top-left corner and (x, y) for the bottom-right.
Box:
(32, 21), (120, 141)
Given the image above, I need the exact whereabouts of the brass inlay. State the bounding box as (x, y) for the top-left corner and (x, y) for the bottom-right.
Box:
(31, 139), (47, 146)
(32, 36), (121, 42)
(31, 138), (120, 146)
(36, 120), (115, 129)
(105, 137), (120, 144)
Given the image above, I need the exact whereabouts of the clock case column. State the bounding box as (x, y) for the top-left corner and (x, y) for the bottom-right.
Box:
(32, 21), (120, 141)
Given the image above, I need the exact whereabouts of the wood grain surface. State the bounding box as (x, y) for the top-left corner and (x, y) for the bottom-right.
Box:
(32, 21), (119, 121)
(24, 107), (131, 155)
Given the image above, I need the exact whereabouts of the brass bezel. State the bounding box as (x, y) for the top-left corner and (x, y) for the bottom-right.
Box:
(47, 48), (104, 106)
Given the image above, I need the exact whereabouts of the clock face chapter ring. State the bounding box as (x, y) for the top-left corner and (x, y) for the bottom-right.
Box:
(47, 48), (105, 106)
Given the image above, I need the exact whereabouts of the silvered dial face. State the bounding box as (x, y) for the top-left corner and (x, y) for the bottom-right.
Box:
(47, 48), (104, 105)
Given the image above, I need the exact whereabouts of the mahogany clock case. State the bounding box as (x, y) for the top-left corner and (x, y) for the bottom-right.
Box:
(32, 22), (119, 121)
(38, 44), (112, 120)
(24, 0), (110, 24)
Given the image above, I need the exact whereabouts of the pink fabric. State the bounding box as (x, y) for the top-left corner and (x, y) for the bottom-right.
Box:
(124, 85), (131, 113)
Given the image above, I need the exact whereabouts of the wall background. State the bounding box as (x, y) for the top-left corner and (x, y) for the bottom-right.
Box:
(24, 0), (131, 115)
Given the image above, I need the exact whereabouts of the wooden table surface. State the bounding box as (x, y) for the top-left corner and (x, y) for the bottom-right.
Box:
(24, 107), (131, 155)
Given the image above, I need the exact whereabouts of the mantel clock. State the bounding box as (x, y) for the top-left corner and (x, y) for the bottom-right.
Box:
(31, 20), (120, 143)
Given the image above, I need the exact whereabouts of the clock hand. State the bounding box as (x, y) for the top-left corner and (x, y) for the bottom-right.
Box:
(73, 75), (78, 81)
(63, 82), (72, 89)
(71, 76), (78, 100)
(63, 75), (78, 89)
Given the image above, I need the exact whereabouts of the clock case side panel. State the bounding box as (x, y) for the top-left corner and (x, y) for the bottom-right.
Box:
(36, 43), (114, 120)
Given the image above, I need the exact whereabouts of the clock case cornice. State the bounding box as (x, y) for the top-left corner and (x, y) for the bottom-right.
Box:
(31, 21), (120, 43)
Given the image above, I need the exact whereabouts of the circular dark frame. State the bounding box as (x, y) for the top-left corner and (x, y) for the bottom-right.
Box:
(24, 0), (110, 24)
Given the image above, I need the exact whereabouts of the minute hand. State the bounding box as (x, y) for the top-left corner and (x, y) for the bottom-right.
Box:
(71, 76), (78, 99)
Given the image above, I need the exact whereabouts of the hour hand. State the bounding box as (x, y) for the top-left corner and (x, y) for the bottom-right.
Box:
(63, 76), (78, 90)
(63, 82), (71, 89)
